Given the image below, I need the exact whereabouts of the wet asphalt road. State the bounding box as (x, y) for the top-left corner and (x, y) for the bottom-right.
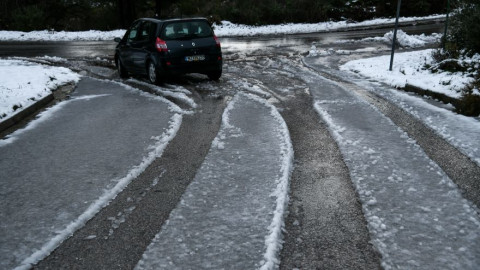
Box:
(0, 23), (444, 59)
(4, 21), (478, 269)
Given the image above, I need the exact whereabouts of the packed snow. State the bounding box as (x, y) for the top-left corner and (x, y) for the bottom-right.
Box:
(1, 78), (184, 270)
(340, 49), (479, 98)
(354, 78), (480, 167)
(135, 92), (293, 270)
(0, 15), (445, 41)
(0, 59), (80, 120)
(309, 74), (480, 269)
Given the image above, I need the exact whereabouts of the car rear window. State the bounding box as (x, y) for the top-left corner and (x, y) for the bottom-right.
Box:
(161, 21), (213, 40)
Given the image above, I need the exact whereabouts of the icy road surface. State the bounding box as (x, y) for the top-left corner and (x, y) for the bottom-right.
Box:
(308, 74), (480, 269)
(0, 77), (182, 270)
(135, 93), (293, 269)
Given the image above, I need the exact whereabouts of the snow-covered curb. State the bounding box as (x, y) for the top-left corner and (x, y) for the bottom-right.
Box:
(0, 59), (80, 121)
(340, 49), (479, 99)
(0, 15), (445, 41)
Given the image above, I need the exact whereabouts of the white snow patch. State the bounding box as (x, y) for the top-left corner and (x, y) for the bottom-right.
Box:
(340, 49), (476, 98)
(0, 59), (80, 121)
(0, 29), (126, 41)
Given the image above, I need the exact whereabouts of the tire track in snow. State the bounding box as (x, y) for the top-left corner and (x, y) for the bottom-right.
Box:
(135, 92), (293, 270)
(311, 76), (480, 269)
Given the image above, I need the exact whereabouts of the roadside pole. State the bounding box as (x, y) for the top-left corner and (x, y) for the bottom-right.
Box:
(389, 0), (402, 71)
(443, 0), (450, 49)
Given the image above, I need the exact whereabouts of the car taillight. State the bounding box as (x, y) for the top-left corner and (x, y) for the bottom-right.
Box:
(156, 37), (168, 52)
(214, 35), (221, 48)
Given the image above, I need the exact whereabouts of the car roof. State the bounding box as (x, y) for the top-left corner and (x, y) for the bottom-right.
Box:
(137, 17), (208, 24)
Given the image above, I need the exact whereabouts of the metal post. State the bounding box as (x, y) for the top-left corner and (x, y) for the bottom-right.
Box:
(389, 0), (402, 71)
(443, 0), (450, 50)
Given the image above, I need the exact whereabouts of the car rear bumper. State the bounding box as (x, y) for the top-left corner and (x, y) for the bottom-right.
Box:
(156, 54), (222, 76)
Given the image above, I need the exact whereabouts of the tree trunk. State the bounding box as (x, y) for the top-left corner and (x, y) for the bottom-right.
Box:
(118, 0), (136, 28)
(155, 0), (161, 18)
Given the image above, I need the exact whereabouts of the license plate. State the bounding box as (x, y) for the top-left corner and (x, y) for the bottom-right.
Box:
(185, 55), (205, 62)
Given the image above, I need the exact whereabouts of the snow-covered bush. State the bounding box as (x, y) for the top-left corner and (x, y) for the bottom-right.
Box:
(429, 49), (480, 116)
(446, 0), (480, 54)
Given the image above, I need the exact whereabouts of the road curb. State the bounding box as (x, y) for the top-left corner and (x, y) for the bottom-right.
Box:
(403, 83), (459, 106)
(0, 83), (76, 135)
(0, 93), (54, 134)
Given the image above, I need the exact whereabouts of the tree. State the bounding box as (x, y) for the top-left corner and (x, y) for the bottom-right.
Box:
(447, 0), (480, 53)
(118, 0), (136, 28)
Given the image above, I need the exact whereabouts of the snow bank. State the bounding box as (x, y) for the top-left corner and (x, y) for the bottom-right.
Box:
(384, 29), (427, 48)
(0, 59), (80, 121)
(0, 29), (126, 41)
(0, 15), (445, 41)
(214, 15), (445, 37)
(340, 49), (477, 98)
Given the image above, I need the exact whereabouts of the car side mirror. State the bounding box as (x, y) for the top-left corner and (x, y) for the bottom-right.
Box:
(114, 37), (121, 43)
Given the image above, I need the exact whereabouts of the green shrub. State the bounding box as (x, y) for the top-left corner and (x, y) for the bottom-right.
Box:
(456, 74), (480, 116)
(447, 0), (480, 54)
(11, 5), (45, 31)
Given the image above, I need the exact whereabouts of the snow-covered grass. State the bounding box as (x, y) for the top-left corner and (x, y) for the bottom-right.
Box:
(0, 15), (445, 41)
(340, 49), (479, 99)
(0, 59), (80, 121)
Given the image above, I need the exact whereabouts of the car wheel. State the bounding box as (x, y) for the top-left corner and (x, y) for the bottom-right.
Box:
(208, 69), (222, 81)
(148, 61), (161, 85)
(117, 57), (128, 78)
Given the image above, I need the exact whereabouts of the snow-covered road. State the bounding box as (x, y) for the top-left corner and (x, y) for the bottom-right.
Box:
(2, 20), (480, 270)
(0, 77), (182, 270)
(311, 76), (480, 269)
(136, 93), (293, 269)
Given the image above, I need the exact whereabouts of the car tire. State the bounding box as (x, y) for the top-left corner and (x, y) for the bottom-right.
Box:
(208, 69), (222, 81)
(117, 57), (128, 78)
(148, 61), (161, 85)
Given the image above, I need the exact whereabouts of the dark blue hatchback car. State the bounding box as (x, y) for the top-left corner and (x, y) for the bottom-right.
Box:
(114, 17), (222, 84)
